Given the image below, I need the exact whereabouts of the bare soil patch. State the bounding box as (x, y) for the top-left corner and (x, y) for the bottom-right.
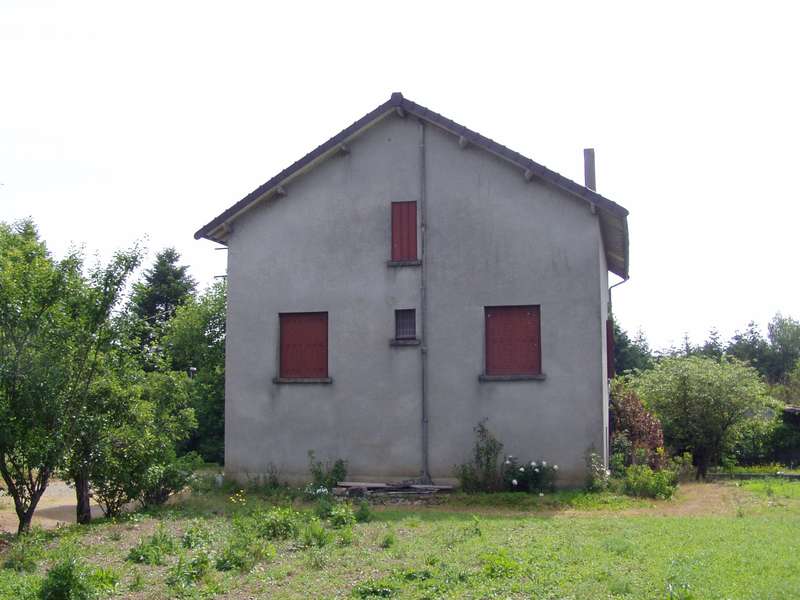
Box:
(0, 480), (104, 533)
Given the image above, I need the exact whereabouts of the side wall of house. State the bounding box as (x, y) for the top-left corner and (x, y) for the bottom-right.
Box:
(223, 113), (606, 486)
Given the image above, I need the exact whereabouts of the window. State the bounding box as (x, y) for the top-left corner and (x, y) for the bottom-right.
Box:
(484, 305), (541, 376)
(391, 201), (417, 261)
(279, 312), (328, 379)
(395, 309), (416, 340)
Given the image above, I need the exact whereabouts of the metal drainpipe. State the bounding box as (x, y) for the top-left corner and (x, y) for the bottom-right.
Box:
(418, 119), (432, 484)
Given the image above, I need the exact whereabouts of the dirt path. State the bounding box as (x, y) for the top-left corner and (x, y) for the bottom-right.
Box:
(592, 482), (744, 517)
(0, 480), (104, 533)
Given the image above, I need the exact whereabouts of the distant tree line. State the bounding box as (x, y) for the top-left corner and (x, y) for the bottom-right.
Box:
(612, 314), (800, 477)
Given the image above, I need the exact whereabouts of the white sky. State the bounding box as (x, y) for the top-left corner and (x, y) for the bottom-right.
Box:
(2, 1), (799, 350)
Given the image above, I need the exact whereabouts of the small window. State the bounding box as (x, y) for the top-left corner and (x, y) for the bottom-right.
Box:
(395, 309), (416, 340)
(484, 305), (541, 376)
(391, 201), (417, 261)
(279, 312), (328, 379)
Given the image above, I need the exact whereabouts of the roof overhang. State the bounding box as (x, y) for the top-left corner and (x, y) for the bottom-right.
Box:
(195, 93), (630, 279)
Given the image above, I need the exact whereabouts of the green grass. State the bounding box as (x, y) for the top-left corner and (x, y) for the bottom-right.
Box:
(739, 477), (800, 499)
(1, 482), (798, 598)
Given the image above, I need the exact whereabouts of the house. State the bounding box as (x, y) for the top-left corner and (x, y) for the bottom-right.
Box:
(195, 93), (630, 487)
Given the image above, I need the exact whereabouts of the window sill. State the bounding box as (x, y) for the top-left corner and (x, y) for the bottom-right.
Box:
(390, 338), (421, 347)
(272, 377), (333, 385)
(478, 373), (546, 382)
(387, 259), (421, 268)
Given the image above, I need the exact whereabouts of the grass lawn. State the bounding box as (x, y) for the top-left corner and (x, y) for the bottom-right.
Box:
(1, 479), (799, 599)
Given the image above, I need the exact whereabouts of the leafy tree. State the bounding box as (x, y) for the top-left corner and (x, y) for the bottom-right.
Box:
(612, 321), (653, 373)
(634, 355), (768, 479)
(0, 220), (140, 532)
(163, 282), (226, 463)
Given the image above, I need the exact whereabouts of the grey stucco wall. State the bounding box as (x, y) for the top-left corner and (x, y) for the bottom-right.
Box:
(223, 113), (608, 487)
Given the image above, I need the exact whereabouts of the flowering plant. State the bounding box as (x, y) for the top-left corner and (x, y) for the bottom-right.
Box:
(501, 455), (558, 493)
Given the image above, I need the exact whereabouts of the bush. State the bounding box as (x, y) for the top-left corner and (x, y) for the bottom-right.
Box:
(481, 549), (519, 578)
(501, 456), (558, 493)
(378, 530), (397, 549)
(299, 518), (333, 548)
(215, 535), (275, 572)
(314, 495), (334, 519)
(453, 420), (504, 492)
(307, 450), (347, 492)
(252, 507), (301, 540)
(39, 557), (118, 600)
(622, 464), (678, 499)
(585, 451), (610, 492)
(329, 502), (356, 528)
(610, 380), (666, 470)
(355, 500), (372, 523)
(141, 452), (203, 507)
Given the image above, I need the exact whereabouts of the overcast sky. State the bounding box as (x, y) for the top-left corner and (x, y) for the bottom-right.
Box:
(2, 1), (799, 350)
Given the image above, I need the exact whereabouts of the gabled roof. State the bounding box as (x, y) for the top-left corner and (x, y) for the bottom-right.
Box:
(195, 93), (630, 278)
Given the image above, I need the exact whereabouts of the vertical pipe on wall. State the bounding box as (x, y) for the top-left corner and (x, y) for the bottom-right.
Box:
(418, 119), (432, 484)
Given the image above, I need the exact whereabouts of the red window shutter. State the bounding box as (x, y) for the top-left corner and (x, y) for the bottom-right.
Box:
(391, 201), (417, 261)
(606, 319), (615, 379)
(485, 306), (541, 375)
(280, 312), (328, 378)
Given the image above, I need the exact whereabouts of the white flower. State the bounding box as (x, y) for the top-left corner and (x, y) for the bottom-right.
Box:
(606, 469), (611, 477)
(504, 460), (511, 466)
(519, 467), (525, 472)
(534, 468), (539, 473)
(542, 461), (547, 467)
(553, 465), (559, 471)
(539, 493), (544, 497)
(530, 461), (537, 467)
(511, 479), (518, 486)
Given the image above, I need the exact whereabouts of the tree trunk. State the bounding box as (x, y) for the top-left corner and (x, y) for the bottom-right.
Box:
(16, 491), (45, 535)
(75, 471), (92, 525)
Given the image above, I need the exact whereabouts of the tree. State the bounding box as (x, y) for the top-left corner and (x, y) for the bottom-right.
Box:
(0, 220), (141, 532)
(163, 281), (226, 463)
(766, 314), (800, 384)
(610, 379), (665, 469)
(129, 248), (196, 356)
(612, 321), (653, 373)
(699, 327), (723, 359)
(726, 321), (772, 380)
(633, 355), (768, 479)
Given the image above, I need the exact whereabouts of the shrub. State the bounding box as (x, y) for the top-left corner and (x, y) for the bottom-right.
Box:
(501, 456), (558, 493)
(215, 535), (275, 572)
(585, 450), (610, 492)
(337, 526), (355, 546)
(307, 450), (347, 492)
(623, 464), (678, 499)
(329, 502), (356, 528)
(610, 379), (666, 470)
(141, 452), (203, 507)
(453, 420), (504, 492)
(314, 495), (334, 519)
(379, 530), (397, 549)
(127, 524), (177, 565)
(252, 507), (301, 540)
(355, 500), (372, 523)
(299, 518), (333, 548)
(39, 557), (118, 600)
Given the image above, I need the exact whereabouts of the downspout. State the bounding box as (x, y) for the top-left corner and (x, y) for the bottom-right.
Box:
(418, 118), (432, 484)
